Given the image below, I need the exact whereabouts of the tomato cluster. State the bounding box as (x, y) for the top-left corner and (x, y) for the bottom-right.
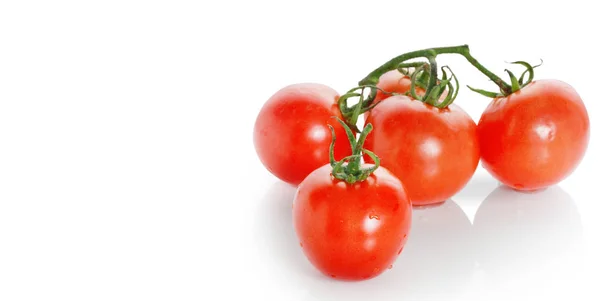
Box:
(253, 45), (590, 281)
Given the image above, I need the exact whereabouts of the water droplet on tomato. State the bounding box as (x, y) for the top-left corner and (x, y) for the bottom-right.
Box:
(369, 214), (380, 220)
(403, 234), (407, 238)
(373, 267), (380, 273)
(388, 265), (393, 269)
(398, 247), (404, 255)
(330, 274), (336, 278)
(299, 242), (303, 248)
(514, 184), (524, 190)
(370, 255), (377, 261)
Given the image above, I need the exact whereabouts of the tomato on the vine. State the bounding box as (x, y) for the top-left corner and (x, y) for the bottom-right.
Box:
(363, 70), (427, 120)
(477, 79), (590, 191)
(293, 163), (411, 280)
(253, 83), (353, 185)
(373, 70), (423, 104)
(293, 120), (412, 281)
(254, 43), (591, 282)
(364, 95), (479, 205)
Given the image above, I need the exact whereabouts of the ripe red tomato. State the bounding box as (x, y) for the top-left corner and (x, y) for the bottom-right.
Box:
(293, 164), (411, 280)
(374, 70), (421, 104)
(367, 70), (447, 116)
(477, 79), (590, 191)
(364, 95), (479, 205)
(363, 70), (426, 120)
(253, 83), (353, 186)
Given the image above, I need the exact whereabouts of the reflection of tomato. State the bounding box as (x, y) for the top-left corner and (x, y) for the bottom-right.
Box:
(293, 164), (411, 280)
(477, 80), (590, 190)
(364, 95), (479, 205)
(391, 200), (474, 298)
(253, 83), (353, 185)
(473, 185), (582, 279)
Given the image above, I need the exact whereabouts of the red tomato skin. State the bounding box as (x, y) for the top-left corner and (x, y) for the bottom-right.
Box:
(253, 83), (353, 186)
(364, 95), (479, 205)
(477, 79), (590, 191)
(368, 70), (446, 118)
(293, 164), (411, 281)
(364, 71), (424, 120)
(374, 70), (420, 105)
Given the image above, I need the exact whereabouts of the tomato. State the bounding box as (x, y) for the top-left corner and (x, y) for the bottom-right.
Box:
(367, 69), (448, 117)
(477, 79), (590, 191)
(363, 70), (425, 120)
(293, 164), (411, 280)
(374, 70), (421, 104)
(253, 83), (353, 186)
(364, 95), (479, 205)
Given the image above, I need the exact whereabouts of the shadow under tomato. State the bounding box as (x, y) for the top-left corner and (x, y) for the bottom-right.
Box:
(455, 172), (499, 198)
(453, 171), (500, 213)
(253, 181), (317, 279)
(473, 185), (583, 291)
(253, 180), (586, 300)
(383, 199), (475, 298)
(299, 200), (475, 301)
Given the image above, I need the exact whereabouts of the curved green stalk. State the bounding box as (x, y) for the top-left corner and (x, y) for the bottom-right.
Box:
(328, 118), (380, 184)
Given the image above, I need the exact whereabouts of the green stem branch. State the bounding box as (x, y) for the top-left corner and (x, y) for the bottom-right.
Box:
(358, 44), (513, 96)
(421, 56), (438, 104)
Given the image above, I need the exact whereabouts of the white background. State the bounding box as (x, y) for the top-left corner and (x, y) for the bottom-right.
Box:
(0, 1), (598, 300)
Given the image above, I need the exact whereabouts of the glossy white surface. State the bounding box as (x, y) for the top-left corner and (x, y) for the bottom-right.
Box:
(249, 171), (595, 301)
(0, 0), (598, 300)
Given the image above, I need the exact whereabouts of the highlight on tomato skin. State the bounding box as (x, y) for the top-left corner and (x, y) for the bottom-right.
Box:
(477, 79), (590, 191)
(364, 94), (480, 206)
(292, 164), (412, 281)
(253, 83), (353, 186)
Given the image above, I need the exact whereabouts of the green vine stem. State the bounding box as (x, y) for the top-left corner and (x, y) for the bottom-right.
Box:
(421, 56), (439, 103)
(397, 61), (429, 76)
(337, 85), (405, 132)
(358, 45), (513, 95)
(328, 117), (380, 184)
(359, 44), (545, 99)
(409, 64), (427, 100)
(465, 60), (541, 98)
(340, 55), (456, 121)
(338, 44), (541, 127)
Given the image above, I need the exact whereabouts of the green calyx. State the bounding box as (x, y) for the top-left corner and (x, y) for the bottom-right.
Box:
(337, 44), (544, 128)
(408, 63), (460, 108)
(337, 85), (397, 132)
(466, 60), (543, 98)
(328, 117), (380, 184)
(337, 60), (459, 131)
(337, 46), (470, 129)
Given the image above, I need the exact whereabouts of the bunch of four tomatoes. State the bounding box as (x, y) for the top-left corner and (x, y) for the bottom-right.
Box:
(253, 45), (590, 281)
